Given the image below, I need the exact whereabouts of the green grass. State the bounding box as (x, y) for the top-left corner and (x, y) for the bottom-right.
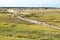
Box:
(0, 22), (60, 40)
(0, 36), (36, 40)
(0, 11), (60, 40)
(24, 11), (60, 28)
(0, 14), (34, 25)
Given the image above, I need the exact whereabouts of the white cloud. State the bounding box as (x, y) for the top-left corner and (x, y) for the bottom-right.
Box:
(0, 0), (60, 7)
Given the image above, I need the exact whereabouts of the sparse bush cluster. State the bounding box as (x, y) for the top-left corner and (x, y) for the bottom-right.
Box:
(0, 8), (60, 40)
(11, 24), (16, 27)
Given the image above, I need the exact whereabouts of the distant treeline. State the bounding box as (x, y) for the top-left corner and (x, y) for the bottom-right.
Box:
(0, 7), (60, 9)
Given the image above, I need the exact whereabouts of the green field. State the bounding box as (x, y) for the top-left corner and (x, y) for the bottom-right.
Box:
(24, 10), (60, 27)
(0, 10), (60, 40)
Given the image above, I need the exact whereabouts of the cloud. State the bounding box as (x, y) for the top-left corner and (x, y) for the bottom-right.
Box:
(0, 0), (60, 7)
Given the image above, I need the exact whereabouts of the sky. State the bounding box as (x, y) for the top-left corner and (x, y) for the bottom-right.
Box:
(0, 0), (60, 7)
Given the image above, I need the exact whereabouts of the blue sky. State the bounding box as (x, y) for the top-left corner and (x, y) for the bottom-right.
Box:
(0, 0), (60, 7)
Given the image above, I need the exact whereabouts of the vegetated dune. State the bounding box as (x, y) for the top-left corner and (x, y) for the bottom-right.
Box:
(0, 8), (60, 40)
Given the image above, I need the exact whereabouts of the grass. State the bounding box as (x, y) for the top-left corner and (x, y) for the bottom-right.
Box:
(24, 11), (60, 28)
(0, 22), (60, 40)
(0, 10), (60, 40)
(0, 36), (36, 40)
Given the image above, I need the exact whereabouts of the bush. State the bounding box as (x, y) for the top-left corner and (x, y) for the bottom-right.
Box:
(11, 25), (16, 27)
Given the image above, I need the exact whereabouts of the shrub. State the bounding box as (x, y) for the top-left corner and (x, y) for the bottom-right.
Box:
(11, 25), (16, 27)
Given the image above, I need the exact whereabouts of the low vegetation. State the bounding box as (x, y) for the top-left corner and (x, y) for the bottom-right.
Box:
(0, 9), (60, 40)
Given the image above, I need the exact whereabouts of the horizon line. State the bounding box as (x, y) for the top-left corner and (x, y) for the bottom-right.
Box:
(0, 6), (60, 8)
